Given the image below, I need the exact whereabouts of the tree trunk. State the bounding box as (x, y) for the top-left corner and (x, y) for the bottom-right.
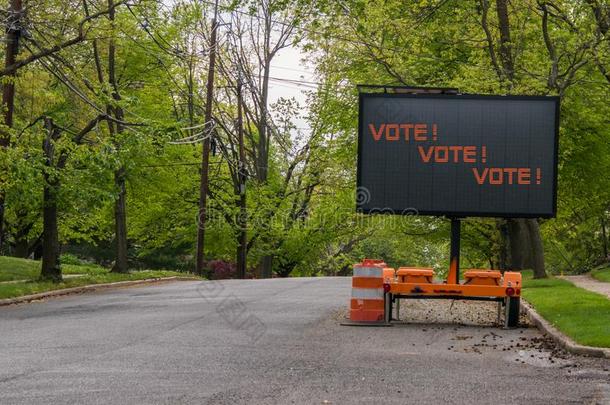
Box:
(492, 0), (545, 276)
(13, 237), (28, 258)
(525, 218), (547, 278)
(508, 218), (533, 270)
(0, 203), (5, 254)
(0, 0), (23, 252)
(33, 239), (43, 260)
(111, 167), (129, 273)
(106, 0), (128, 273)
(257, 60), (271, 183)
(41, 179), (62, 282)
(259, 255), (273, 279)
(236, 196), (247, 278)
(40, 117), (62, 282)
(601, 215), (608, 259)
(495, 0), (514, 82)
(236, 79), (247, 279)
(497, 219), (509, 271)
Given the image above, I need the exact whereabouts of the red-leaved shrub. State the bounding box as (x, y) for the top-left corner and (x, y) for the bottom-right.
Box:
(206, 260), (237, 280)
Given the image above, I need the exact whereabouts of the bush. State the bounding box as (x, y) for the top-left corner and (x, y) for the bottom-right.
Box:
(60, 253), (87, 266)
(206, 260), (237, 280)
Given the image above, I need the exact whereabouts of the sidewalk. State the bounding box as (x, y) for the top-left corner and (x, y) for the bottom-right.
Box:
(561, 275), (610, 299)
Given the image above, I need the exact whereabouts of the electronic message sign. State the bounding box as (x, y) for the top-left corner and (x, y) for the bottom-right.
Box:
(357, 93), (559, 218)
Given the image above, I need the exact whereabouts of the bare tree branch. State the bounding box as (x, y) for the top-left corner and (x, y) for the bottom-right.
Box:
(0, 0), (129, 77)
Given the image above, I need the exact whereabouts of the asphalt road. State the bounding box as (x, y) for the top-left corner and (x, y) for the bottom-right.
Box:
(1, 277), (609, 404)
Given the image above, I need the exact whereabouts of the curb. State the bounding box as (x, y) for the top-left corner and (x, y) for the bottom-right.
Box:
(0, 276), (200, 307)
(521, 299), (610, 359)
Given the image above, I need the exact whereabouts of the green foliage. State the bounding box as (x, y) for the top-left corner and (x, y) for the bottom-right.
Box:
(59, 253), (88, 266)
(305, 0), (610, 275)
(1, 0), (609, 279)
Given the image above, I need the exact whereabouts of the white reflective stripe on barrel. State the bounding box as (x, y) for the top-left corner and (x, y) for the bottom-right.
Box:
(351, 288), (384, 299)
(353, 266), (383, 278)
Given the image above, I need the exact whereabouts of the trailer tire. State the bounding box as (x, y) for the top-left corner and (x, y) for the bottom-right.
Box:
(505, 296), (520, 328)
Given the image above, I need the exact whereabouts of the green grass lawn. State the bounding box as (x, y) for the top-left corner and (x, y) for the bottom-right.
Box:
(0, 256), (199, 300)
(0, 256), (108, 282)
(522, 271), (610, 348)
(590, 263), (610, 283)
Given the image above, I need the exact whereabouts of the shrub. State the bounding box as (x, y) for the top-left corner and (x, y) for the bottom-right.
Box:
(60, 253), (87, 266)
(206, 260), (237, 280)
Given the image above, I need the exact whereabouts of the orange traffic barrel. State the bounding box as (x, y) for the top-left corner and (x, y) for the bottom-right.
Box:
(364, 259), (386, 266)
(349, 259), (387, 322)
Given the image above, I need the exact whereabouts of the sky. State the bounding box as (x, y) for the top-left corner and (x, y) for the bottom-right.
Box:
(268, 46), (315, 104)
(268, 46), (316, 133)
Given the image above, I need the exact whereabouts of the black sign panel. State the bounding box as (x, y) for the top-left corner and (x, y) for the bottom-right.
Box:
(357, 93), (559, 218)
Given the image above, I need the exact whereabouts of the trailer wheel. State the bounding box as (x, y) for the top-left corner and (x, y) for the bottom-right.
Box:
(505, 296), (520, 328)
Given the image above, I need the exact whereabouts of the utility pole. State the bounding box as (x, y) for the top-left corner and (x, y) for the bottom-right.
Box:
(196, 0), (219, 275)
(0, 0), (23, 251)
(236, 75), (247, 279)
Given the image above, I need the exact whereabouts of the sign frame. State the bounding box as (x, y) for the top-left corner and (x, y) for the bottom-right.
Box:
(356, 92), (560, 219)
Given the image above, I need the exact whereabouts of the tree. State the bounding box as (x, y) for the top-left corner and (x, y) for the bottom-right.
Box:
(40, 114), (105, 281)
(0, 0), (23, 252)
(233, 0), (299, 278)
(1, 0), (122, 254)
(304, 0), (610, 278)
(1, 0), (608, 282)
